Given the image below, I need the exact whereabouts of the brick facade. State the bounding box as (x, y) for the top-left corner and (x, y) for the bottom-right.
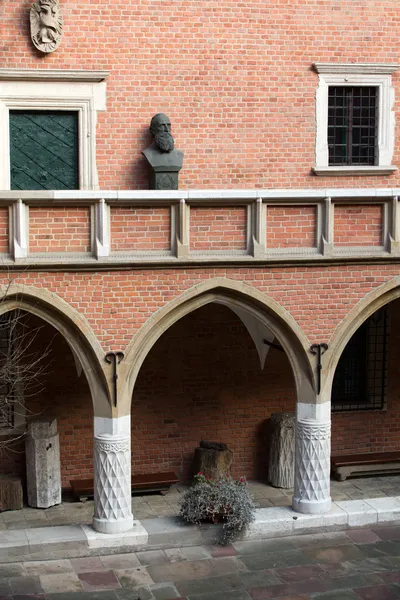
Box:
(2, 1), (399, 190)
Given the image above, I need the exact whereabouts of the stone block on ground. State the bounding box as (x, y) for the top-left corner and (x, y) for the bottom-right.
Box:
(193, 441), (233, 479)
(0, 474), (23, 511)
(268, 412), (295, 489)
(25, 417), (61, 509)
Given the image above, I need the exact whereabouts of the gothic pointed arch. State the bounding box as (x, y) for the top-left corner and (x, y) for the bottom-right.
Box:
(121, 278), (315, 414)
(0, 283), (110, 417)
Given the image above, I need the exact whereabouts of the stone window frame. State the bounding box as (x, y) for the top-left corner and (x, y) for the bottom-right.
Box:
(312, 63), (398, 176)
(0, 69), (108, 190)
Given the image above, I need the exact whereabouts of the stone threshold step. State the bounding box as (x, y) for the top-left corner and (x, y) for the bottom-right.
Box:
(1, 497), (400, 563)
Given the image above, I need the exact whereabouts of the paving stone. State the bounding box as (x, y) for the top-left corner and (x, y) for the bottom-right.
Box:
(185, 591), (251, 600)
(302, 544), (366, 563)
(360, 541), (400, 558)
(46, 593), (119, 600)
(345, 529), (381, 543)
(115, 567), (155, 587)
(353, 585), (399, 599)
(207, 544), (237, 557)
(23, 559), (73, 576)
(340, 557), (392, 574)
(137, 550), (170, 566)
(291, 532), (352, 549)
(0, 580), (12, 596)
(310, 592), (359, 599)
(164, 547), (211, 562)
(150, 582), (182, 599)
(233, 538), (296, 555)
(147, 557), (243, 583)
(248, 578), (326, 598)
(12, 595), (45, 600)
(321, 573), (382, 591)
(78, 571), (122, 592)
(117, 587), (147, 600)
(372, 526), (400, 541)
(273, 564), (325, 582)
(71, 557), (105, 572)
(40, 572), (83, 593)
(0, 562), (24, 577)
(239, 571), (281, 588)
(10, 577), (43, 595)
(239, 549), (314, 571)
(101, 553), (141, 569)
(176, 573), (243, 596)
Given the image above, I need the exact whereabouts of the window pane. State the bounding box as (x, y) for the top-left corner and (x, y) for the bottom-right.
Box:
(10, 111), (79, 190)
(328, 86), (377, 166)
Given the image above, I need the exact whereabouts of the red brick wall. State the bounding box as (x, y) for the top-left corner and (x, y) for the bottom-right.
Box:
(3, 0), (399, 190)
(0, 209), (9, 254)
(190, 207), (247, 252)
(110, 207), (171, 252)
(267, 206), (316, 248)
(29, 208), (91, 253)
(334, 205), (383, 247)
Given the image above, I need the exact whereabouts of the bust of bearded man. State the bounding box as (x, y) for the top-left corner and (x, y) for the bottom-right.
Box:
(142, 114), (184, 190)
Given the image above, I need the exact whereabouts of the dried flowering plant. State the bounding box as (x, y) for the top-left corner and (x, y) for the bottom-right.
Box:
(179, 472), (256, 544)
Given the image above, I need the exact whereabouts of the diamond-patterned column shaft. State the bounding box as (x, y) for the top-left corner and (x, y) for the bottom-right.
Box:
(292, 418), (331, 514)
(93, 433), (133, 533)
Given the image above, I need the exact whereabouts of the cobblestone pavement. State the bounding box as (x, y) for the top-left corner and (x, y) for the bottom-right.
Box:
(3, 475), (400, 531)
(2, 525), (400, 598)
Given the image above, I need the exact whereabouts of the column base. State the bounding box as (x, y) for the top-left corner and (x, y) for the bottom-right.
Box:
(93, 515), (134, 534)
(292, 496), (332, 515)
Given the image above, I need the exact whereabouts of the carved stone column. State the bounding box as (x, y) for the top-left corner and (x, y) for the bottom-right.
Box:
(292, 418), (331, 514)
(93, 416), (133, 534)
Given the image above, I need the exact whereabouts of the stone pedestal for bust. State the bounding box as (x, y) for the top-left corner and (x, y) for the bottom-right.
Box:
(268, 412), (295, 489)
(142, 143), (184, 190)
(26, 417), (61, 508)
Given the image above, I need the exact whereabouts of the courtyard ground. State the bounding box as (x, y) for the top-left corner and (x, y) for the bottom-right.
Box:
(2, 525), (400, 598)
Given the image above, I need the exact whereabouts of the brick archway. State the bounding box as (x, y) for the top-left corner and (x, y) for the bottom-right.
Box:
(324, 275), (400, 395)
(0, 283), (110, 418)
(121, 277), (315, 415)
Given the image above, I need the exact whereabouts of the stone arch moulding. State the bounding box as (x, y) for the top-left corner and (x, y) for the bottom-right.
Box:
(324, 275), (400, 394)
(121, 277), (315, 415)
(0, 283), (111, 417)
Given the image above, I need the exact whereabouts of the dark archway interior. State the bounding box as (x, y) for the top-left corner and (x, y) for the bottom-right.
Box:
(0, 311), (92, 489)
(131, 303), (296, 482)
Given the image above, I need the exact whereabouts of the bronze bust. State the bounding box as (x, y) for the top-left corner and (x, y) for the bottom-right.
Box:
(142, 114), (184, 190)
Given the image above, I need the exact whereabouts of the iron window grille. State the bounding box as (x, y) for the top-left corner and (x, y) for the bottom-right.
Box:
(332, 306), (388, 412)
(328, 86), (378, 166)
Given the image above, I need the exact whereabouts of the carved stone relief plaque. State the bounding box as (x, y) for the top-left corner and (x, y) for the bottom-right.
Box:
(30, 0), (63, 53)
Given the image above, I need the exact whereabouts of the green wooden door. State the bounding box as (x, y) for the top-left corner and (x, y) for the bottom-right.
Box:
(10, 111), (79, 190)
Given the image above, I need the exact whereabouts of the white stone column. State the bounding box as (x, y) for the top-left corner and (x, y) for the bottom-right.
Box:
(93, 415), (133, 534)
(292, 401), (331, 514)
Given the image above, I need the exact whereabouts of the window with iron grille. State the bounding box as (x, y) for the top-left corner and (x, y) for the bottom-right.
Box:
(332, 306), (388, 412)
(312, 64), (398, 176)
(328, 86), (378, 166)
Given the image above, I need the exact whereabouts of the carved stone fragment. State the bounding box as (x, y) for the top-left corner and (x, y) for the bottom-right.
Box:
(26, 417), (61, 508)
(268, 412), (295, 489)
(194, 443), (233, 480)
(30, 0), (63, 53)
